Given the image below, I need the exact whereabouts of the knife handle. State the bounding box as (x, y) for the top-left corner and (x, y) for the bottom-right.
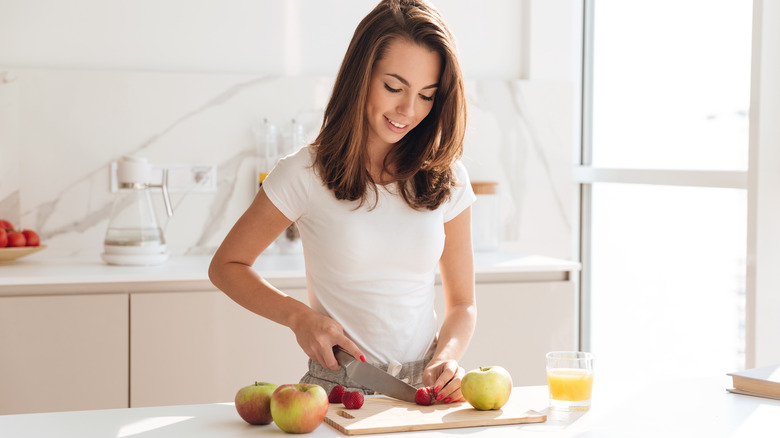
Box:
(333, 344), (353, 358)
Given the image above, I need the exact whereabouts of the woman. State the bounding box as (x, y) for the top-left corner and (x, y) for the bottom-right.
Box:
(209, 0), (475, 404)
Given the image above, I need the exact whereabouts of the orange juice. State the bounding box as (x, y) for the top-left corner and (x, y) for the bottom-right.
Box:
(546, 368), (594, 401)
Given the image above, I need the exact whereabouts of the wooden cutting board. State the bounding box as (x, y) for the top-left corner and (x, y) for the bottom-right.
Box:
(324, 392), (546, 435)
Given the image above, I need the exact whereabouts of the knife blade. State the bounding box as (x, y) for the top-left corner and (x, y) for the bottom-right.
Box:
(333, 346), (418, 403)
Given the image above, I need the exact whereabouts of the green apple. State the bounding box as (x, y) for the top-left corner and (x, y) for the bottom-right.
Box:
(270, 383), (329, 433)
(235, 381), (279, 425)
(461, 366), (513, 410)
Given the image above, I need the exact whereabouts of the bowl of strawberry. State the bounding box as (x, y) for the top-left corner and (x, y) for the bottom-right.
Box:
(0, 219), (46, 264)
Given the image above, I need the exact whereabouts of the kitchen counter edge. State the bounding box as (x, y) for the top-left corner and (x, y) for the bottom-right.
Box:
(0, 251), (580, 296)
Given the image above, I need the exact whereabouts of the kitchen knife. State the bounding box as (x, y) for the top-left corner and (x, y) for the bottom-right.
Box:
(333, 346), (418, 403)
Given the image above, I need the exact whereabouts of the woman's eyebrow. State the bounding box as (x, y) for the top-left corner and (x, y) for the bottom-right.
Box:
(385, 73), (439, 89)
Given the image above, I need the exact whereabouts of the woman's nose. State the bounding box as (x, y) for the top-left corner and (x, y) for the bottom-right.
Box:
(397, 95), (415, 117)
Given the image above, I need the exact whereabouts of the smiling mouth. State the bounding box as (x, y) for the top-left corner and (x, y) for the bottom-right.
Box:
(385, 116), (408, 129)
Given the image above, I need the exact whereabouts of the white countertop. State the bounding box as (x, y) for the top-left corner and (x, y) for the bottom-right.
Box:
(0, 250), (580, 296)
(0, 376), (772, 437)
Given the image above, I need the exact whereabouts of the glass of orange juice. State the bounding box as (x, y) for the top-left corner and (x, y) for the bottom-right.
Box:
(546, 351), (595, 411)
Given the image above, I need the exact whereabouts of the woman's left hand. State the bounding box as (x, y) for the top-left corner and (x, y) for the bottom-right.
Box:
(423, 359), (465, 403)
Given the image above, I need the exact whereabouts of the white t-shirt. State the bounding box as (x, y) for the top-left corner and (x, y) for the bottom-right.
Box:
(263, 146), (476, 364)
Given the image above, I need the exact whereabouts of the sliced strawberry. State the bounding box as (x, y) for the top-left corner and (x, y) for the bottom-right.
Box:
(328, 384), (346, 404)
(341, 391), (364, 409)
(415, 386), (436, 406)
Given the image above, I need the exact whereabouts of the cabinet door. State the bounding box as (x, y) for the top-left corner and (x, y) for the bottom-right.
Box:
(130, 289), (310, 407)
(435, 281), (576, 386)
(0, 294), (129, 414)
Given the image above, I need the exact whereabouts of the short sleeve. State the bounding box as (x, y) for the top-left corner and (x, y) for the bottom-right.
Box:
(262, 147), (314, 222)
(442, 161), (477, 222)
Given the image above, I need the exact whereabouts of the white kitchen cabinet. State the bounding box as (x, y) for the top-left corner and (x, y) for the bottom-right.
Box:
(0, 294), (129, 415)
(0, 253), (579, 413)
(436, 281), (577, 386)
(130, 278), (576, 408)
(130, 288), (310, 407)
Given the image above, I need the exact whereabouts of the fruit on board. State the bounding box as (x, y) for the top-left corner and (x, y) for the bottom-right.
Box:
(415, 386), (436, 406)
(270, 383), (328, 433)
(22, 229), (40, 247)
(0, 219), (13, 230)
(341, 391), (364, 409)
(328, 384), (346, 403)
(461, 366), (513, 410)
(234, 381), (279, 425)
(0, 229), (6, 248)
(6, 231), (26, 247)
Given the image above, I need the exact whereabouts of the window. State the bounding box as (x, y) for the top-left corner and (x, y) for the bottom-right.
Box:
(591, 1), (752, 171)
(579, 0), (752, 381)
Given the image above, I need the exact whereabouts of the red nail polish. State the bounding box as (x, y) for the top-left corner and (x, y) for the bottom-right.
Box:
(435, 394), (444, 401)
(434, 386), (441, 394)
(359, 355), (366, 362)
(443, 397), (452, 404)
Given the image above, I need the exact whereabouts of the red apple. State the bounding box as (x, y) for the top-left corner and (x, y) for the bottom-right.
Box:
(270, 384), (328, 433)
(235, 381), (278, 425)
(6, 231), (26, 247)
(0, 229), (7, 247)
(21, 229), (40, 247)
(0, 219), (13, 230)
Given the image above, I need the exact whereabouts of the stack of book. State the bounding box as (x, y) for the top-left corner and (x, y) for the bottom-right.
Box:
(727, 364), (780, 400)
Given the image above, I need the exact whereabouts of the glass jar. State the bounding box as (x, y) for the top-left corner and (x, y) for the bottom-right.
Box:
(471, 181), (500, 252)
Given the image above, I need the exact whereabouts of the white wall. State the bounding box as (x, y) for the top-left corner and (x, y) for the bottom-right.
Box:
(748, 0), (780, 368)
(0, 0), (555, 79)
(0, 0), (580, 260)
(528, 0), (582, 82)
(0, 0), (581, 261)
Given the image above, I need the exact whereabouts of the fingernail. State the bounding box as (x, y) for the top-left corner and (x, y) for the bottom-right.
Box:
(359, 355), (366, 362)
(443, 397), (452, 404)
(436, 394), (444, 401)
(434, 386), (441, 394)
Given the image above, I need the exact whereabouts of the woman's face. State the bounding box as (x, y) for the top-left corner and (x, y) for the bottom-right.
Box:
(365, 38), (442, 153)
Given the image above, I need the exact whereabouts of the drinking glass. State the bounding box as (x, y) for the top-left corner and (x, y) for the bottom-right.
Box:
(546, 351), (595, 411)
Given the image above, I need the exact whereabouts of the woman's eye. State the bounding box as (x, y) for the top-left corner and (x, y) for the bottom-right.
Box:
(419, 94), (434, 102)
(384, 83), (401, 93)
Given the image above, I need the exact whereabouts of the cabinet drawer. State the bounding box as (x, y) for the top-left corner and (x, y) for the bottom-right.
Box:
(0, 294), (129, 414)
(130, 290), (310, 407)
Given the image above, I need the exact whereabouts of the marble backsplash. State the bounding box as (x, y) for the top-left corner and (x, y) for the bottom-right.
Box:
(0, 68), (574, 260)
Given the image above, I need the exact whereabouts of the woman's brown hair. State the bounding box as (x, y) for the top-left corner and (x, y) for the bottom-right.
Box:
(312, 0), (467, 210)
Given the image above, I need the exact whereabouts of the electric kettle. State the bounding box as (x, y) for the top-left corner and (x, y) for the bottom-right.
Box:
(101, 156), (173, 266)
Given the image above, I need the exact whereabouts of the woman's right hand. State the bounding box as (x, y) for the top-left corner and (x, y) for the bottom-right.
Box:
(290, 309), (364, 370)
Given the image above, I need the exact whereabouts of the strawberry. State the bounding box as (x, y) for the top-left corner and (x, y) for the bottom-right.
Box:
(0, 229), (7, 248)
(22, 229), (40, 247)
(341, 391), (364, 409)
(328, 384), (346, 404)
(415, 386), (436, 406)
(6, 231), (26, 247)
